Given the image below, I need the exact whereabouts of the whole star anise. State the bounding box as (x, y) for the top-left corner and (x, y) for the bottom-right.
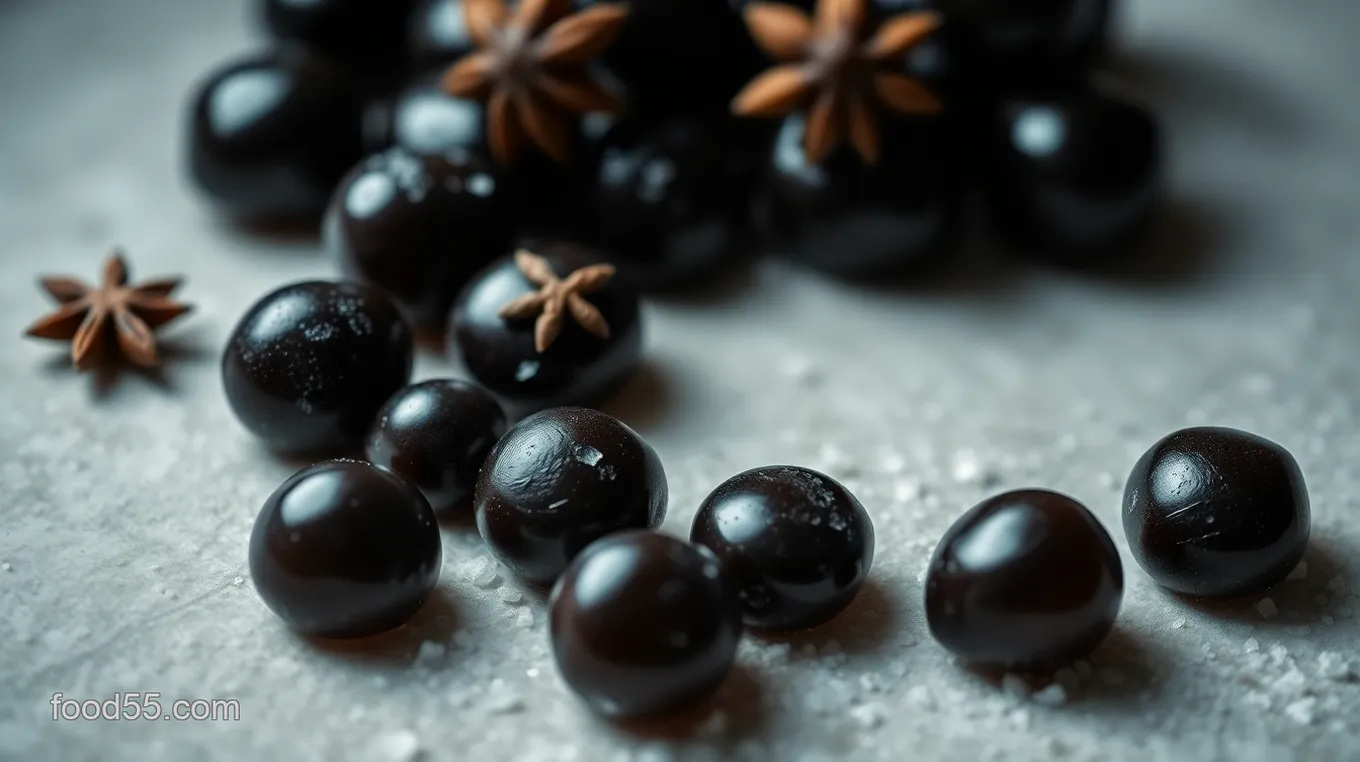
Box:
(497, 250), (615, 352)
(23, 252), (192, 371)
(440, 0), (628, 165)
(732, 0), (943, 164)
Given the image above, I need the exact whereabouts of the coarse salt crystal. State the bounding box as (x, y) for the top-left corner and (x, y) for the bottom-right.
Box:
(849, 703), (888, 729)
(1284, 697), (1317, 725)
(1256, 598), (1279, 619)
(1001, 674), (1030, 698)
(1287, 562), (1308, 581)
(1170, 618), (1186, 630)
(1244, 638), (1260, 653)
(1031, 684), (1067, 707)
(370, 729), (423, 762)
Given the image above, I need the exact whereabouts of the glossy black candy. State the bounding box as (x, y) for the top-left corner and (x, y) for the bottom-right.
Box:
(582, 118), (754, 291)
(325, 147), (512, 330)
(1123, 427), (1310, 599)
(365, 379), (507, 514)
(753, 114), (961, 279)
(249, 459), (442, 638)
(188, 49), (365, 223)
(983, 88), (1161, 264)
(691, 466), (874, 631)
(550, 530), (742, 718)
(386, 76), (585, 236)
(223, 281), (413, 455)
(925, 489), (1123, 669)
(475, 407), (666, 586)
(262, 0), (418, 73)
(450, 245), (642, 411)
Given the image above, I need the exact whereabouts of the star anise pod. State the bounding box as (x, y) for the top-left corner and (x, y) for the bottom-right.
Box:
(440, 0), (628, 165)
(23, 251), (192, 371)
(732, 0), (943, 164)
(498, 250), (615, 352)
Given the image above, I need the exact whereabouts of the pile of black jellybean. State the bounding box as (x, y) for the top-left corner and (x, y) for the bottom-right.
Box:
(189, 0), (1163, 321)
(226, 279), (1311, 719)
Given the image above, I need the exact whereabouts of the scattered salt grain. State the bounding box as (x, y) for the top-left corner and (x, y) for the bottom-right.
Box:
(370, 729), (423, 762)
(1170, 618), (1186, 630)
(1327, 575), (1348, 594)
(1284, 697), (1317, 725)
(2, 562), (12, 572)
(859, 673), (888, 694)
(696, 710), (727, 738)
(486, 680), (525, 714)
(880, 453), (906, 474)
(452, 630), (476, 649)
(500, 587), (523, 604)
(849, 702), (888, 729)
(890, 661), (910, 679)
(1255, 597), (1279, 619)
(822, 639), (843, 656)
(414, 641), (446, 666)
(1272, 668), (1306, 695)
(1097, 472), (1119, 490)
(1269, 644), (1290, 665)
(779, 355), (823, 386)
(951, 450), (998, 487)
(1317, 652), (1354, 681)
(1244, 638), (1260, 653)
(459, 556), (493, 583)
(893, 479), (922, 503)
(801, 643), (818, 658)
(1031, 684), (1067, 707)
(1321, 615), (1334, 625)
(905, 685), (934, 709)
(1287, 562), (1308, 581)
(516, 608), (535, 628)
(1008, 708), (1031, 729)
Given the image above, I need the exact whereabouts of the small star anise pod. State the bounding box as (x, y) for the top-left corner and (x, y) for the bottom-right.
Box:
(731, 0), (943, 164)
(498, 250), (615, 353)
(23, 251), (192, 371)
(440, 0), (628, 165)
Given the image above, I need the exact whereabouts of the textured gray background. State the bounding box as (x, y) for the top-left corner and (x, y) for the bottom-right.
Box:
(2, 0), (1360, 760)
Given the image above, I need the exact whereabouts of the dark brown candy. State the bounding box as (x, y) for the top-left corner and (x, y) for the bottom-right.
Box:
(222, 281), (413, 455)
(550, 530), (742, 718)
(249, 460), (442, 638)
(325, 147), (512, 330)
(474, 407), (666, 586)
(450, 245), (642, 413)
(365, 379), (507, 514)
(1123, 427), (1310, 599)
(925, 489), (1123, 670)
(691, 466), (874, 631)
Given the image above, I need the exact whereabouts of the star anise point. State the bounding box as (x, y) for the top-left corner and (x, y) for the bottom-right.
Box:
(498, 252), (615, 353)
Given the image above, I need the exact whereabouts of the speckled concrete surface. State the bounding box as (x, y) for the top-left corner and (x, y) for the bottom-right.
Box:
(2, 1), (1360, 760)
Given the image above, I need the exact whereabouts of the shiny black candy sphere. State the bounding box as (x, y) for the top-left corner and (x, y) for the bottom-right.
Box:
(925, 489), (1123, 670)
(188, 49), (365, 223)
(475, 407), (667, 586)
(983, 88), (1161, 263)
(262, 0), (418, 73)
(223, 281), (413, 455)
(691, 466), (874, 631)
(583, 118), (754, 291)
(550, 530), (742, 718)
(386, 76), (586, 236)
(450, 245), (642, 411)
(753, 114), (962, 279)
(365, 379), (507, 514)
(325, 147), (512, 330)
(249, 459), (442, 638)
(1123, 427), (1310, 599)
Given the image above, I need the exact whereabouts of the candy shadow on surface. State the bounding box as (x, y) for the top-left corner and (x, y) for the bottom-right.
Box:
(37, 334), (213, 402)
(599, 359), (675, 434)
(749, 578), (905, 656)
(603, 662), (769, 745)
(1053, 197), (1223, 289)
(300, 585), (463, 669)
(1160, 537), (1352, 628)
(962, 626), (1163, 707)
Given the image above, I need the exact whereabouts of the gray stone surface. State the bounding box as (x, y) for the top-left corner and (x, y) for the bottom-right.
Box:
(2, 0), (1360, 760)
